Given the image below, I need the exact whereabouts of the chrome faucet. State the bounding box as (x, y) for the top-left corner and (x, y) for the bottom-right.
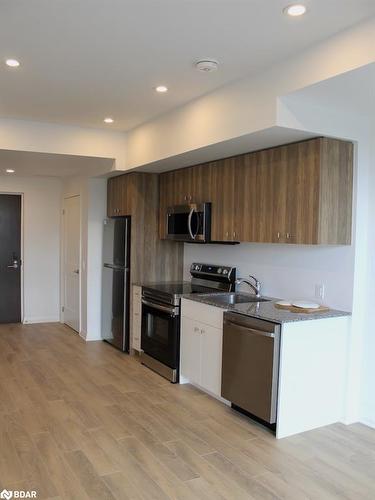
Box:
(235, 275), (262, 298)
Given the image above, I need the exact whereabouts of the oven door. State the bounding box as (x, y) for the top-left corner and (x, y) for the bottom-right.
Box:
(166, 203), (211, 242)
(141, 299), (180, 370)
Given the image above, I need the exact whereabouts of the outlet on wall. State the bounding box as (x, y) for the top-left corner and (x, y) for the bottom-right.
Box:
(315, 284), (325, 300)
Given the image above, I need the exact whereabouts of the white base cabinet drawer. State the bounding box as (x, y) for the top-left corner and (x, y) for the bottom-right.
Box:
(181, 298), (224, 329)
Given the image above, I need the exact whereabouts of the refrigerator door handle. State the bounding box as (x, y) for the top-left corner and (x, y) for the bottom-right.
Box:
(103, 263), (125, 270)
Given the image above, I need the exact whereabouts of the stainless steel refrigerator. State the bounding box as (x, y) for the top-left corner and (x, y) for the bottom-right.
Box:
(101, 217), (131, 351)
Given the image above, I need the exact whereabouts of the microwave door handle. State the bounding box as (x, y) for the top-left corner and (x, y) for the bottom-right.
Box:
(188, 208), (195, 240)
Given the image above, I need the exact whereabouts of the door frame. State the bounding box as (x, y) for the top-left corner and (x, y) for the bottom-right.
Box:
(0, 192), (24, 323)
(61, 194), (81, 334)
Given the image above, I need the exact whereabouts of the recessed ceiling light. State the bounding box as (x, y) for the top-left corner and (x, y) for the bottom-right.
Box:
(104, 117), (114, 123)
(195, 60), (219, 72)
(5, 59), (20, 67)
(283, 4), (307, 16)
(6, 169), (15, 173)
(155, 85), (168, 93)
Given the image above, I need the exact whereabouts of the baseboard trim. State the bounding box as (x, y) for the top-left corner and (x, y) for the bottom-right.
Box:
(23, 317), (60, 324)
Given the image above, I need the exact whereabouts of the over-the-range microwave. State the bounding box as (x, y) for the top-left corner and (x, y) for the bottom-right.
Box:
(165, 203), (211, 243)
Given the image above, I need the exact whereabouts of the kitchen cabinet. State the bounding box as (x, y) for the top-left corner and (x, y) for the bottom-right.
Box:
(131, 285), (142, 351)
(159, 137), (353, 245)
(180, 299), (224, 397)
(181, 297), (350, 439)
(210, 159), (236, 242)
(107, 174), (132, 216)
(260, 138), (353, 245)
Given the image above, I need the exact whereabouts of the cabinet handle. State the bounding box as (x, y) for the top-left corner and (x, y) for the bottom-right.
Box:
(277, 232), (280, 239)
(226, 231), (229, 237)
(189, 195), (192, 201)
(194, 326), (200, 333)
(233, 232), (236, 239)
(200, 329), (205, 334)
(286, 233), (291, 240)
(184, 195), (187, 201)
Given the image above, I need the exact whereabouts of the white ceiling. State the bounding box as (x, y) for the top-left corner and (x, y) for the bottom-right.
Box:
(0, 0), (374, 132)
(0, 150), (114, 177)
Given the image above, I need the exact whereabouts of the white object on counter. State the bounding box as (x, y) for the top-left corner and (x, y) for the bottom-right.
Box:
(275, 300), (292, 307)
(292, 300), (320, 309)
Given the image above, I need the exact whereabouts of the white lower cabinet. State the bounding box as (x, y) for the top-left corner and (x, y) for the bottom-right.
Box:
(180, 299), (224, 398)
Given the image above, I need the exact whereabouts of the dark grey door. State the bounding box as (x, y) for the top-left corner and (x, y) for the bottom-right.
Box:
(0, 194), (22, 323)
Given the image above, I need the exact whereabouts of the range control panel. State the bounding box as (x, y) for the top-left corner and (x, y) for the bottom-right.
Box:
(190, 263), (236, 282)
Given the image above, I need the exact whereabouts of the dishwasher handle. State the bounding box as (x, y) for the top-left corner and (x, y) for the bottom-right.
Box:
(224, 319), (276, 338)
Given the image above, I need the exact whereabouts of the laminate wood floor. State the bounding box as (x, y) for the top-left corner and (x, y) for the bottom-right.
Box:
(0, 322), (374, 499)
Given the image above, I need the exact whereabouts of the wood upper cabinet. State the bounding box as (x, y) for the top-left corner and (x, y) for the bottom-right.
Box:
(107, 173), (135, 217)
(209, 159), (236, 242)
(267, 138), (353, 245)
(157, 137), (353, 245)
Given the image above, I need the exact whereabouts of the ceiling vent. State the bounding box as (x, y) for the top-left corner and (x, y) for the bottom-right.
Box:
(195, 59), (219, 72)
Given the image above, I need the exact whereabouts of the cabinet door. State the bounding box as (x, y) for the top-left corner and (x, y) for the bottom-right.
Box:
(200, 324), (223, 397)
(118, 175), (130, 216)
(210, 159), (235, 242)
(252, 150), (275, 243)
(234, 153), (257, 242)
(107, 176), (122, 217)
(180, 317), (201, 385)
(107, 177), (115, 217)
(270, 146), (289, 244)
(159, 171), (176, 238)
(285, 140), (320, 244)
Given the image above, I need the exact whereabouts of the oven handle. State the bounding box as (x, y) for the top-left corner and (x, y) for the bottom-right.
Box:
(142, 298), (179, 316)
(188, 208), (195, 240)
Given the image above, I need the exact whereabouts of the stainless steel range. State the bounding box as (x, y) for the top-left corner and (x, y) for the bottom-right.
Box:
(140, 263), (236, 382)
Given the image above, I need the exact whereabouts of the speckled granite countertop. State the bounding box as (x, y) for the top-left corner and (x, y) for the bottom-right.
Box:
(182, 293), (351, 324)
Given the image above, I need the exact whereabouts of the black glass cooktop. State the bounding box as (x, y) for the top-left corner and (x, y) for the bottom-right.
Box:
(143, 281), (215, 297)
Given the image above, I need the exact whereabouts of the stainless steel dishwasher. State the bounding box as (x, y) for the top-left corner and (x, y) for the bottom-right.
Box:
(221, 311), (281, 425)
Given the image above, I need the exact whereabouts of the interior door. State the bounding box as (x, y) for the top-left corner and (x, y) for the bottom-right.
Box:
(64, 195), (80, 332)
(0, 194), (22, 323)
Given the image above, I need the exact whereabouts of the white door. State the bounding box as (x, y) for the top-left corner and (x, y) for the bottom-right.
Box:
(64, 196), (80, 332)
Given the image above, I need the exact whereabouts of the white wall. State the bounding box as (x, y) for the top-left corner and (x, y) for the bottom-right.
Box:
(61, 175), (106, 341)
(0, 175), (62, 323)
(0, 118), (127, 170)
(86, 178), (107, 340)
(184, 243), (354, 311)
(361, 118), (375, 428)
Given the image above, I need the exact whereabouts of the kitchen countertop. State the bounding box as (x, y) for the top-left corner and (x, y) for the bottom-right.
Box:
(182, 293), (351, 324)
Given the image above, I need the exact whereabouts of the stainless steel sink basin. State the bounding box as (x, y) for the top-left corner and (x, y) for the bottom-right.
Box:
(212, 293), (270, 305)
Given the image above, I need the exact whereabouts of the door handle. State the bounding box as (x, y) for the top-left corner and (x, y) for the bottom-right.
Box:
(187, 208), (195, 240)
(7, 260), (19, 269)
(73, 269), (79, 274)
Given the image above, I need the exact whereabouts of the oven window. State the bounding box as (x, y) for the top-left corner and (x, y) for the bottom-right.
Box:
(144, 312), (169, 345)
(168, 213), (188, 235)
(141, 304), (180, 369)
